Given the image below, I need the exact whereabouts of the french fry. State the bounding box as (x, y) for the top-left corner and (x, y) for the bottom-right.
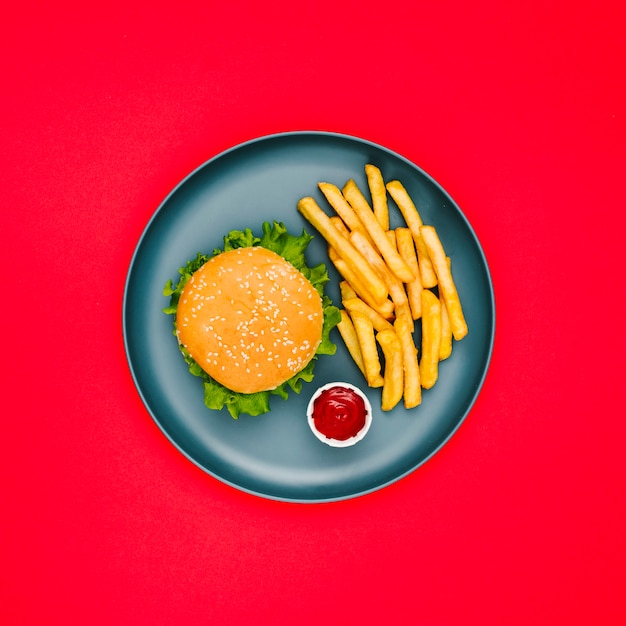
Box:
(376, 329), (404, 411)
(385, 179), (423, 232)
(331, 216), (398, 321)
(327, 216), (350, 261)
(349, 230), (412, 326)
(328, 221), (393, 318)
(365, 164), (389, 231)
(343, 297), (395, 333)
(337, 310), (366, 377)
(339, 280), (358, 301)
(348, 229), (391, 280)
(420, 289), (442, 389)
(439, 295), (453, 360)
(395, 227), (423, 319)
(384, 230), (414, 326)
(420, 225), (468, 340)
(331, 257), (394, 319)
(300, 169), (469, 411)
(351, 312), (384, 388)
(414, 236), (438, 289)
(318, 182), (371, 239)
(394, 313), (421, 409)
(386, 180), (437, 288)
(297, 196), (388, 304)
(342, 179), (415, 283)
(330, 215), (351, 238)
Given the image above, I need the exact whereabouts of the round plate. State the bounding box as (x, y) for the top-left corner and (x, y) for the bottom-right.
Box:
(123, 131), (495, 503)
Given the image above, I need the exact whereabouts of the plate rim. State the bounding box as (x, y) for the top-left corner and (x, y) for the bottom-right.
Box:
(122, 129), (496, 503)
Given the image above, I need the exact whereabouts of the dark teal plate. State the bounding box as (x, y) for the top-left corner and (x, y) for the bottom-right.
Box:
(123, 131), (495, 502)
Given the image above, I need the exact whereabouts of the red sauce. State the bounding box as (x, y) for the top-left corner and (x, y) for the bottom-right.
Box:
(312, 386), (368, 441)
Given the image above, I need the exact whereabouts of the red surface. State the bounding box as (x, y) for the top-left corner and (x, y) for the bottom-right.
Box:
(2, 1), (625, 624)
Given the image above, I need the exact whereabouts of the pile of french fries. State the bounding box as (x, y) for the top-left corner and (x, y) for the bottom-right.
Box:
(297, 164), (468, 412)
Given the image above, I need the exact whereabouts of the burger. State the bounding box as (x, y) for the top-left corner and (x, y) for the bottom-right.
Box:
(163, 221), (340, 418)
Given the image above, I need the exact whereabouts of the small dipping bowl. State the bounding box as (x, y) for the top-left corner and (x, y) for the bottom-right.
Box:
(306, 382), (373, 448)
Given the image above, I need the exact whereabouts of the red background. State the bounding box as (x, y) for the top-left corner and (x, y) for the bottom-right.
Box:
(2, 1), (625, 624)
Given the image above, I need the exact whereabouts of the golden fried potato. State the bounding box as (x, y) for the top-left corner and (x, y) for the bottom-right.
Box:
(343, 297), (395, 333)
(319, 182), (366, 232)
(297, 196), (388, 304)
(301, 170), (468, 411)
(331, 257), (394, 319)
(337, 309), (366, 377)
(419, 289), (442, 389)
(386, 180), (437, 287)
(365, 164), (389, 231)
(349, 230), (412, 325)
(384, 229), (414, 326)
(385, 180), (423, 231)
(395, 226), (423, 319)
(339, 280), (358, 302)
(327, 216), (350, 261)
(420, 225), (468, 340)
(439, 293), (453, 361)
(351, 311), (384, 388)
(329, 215), (351, 237)
(376, 329), (404, 411)
(394, 313), (421, 409)
(342, 179), (415, 283)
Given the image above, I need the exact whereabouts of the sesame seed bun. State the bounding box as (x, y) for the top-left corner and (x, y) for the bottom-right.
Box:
(176, 246), (324, 394)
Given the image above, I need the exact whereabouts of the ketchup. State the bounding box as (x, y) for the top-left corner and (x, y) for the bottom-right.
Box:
(312, 385), (368, 441)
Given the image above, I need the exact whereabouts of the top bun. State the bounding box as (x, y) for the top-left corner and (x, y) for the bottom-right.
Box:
(176, 246), (324, 394)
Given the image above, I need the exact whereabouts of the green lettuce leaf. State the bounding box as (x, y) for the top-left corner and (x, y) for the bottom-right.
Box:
(163, 221), (340, 419)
